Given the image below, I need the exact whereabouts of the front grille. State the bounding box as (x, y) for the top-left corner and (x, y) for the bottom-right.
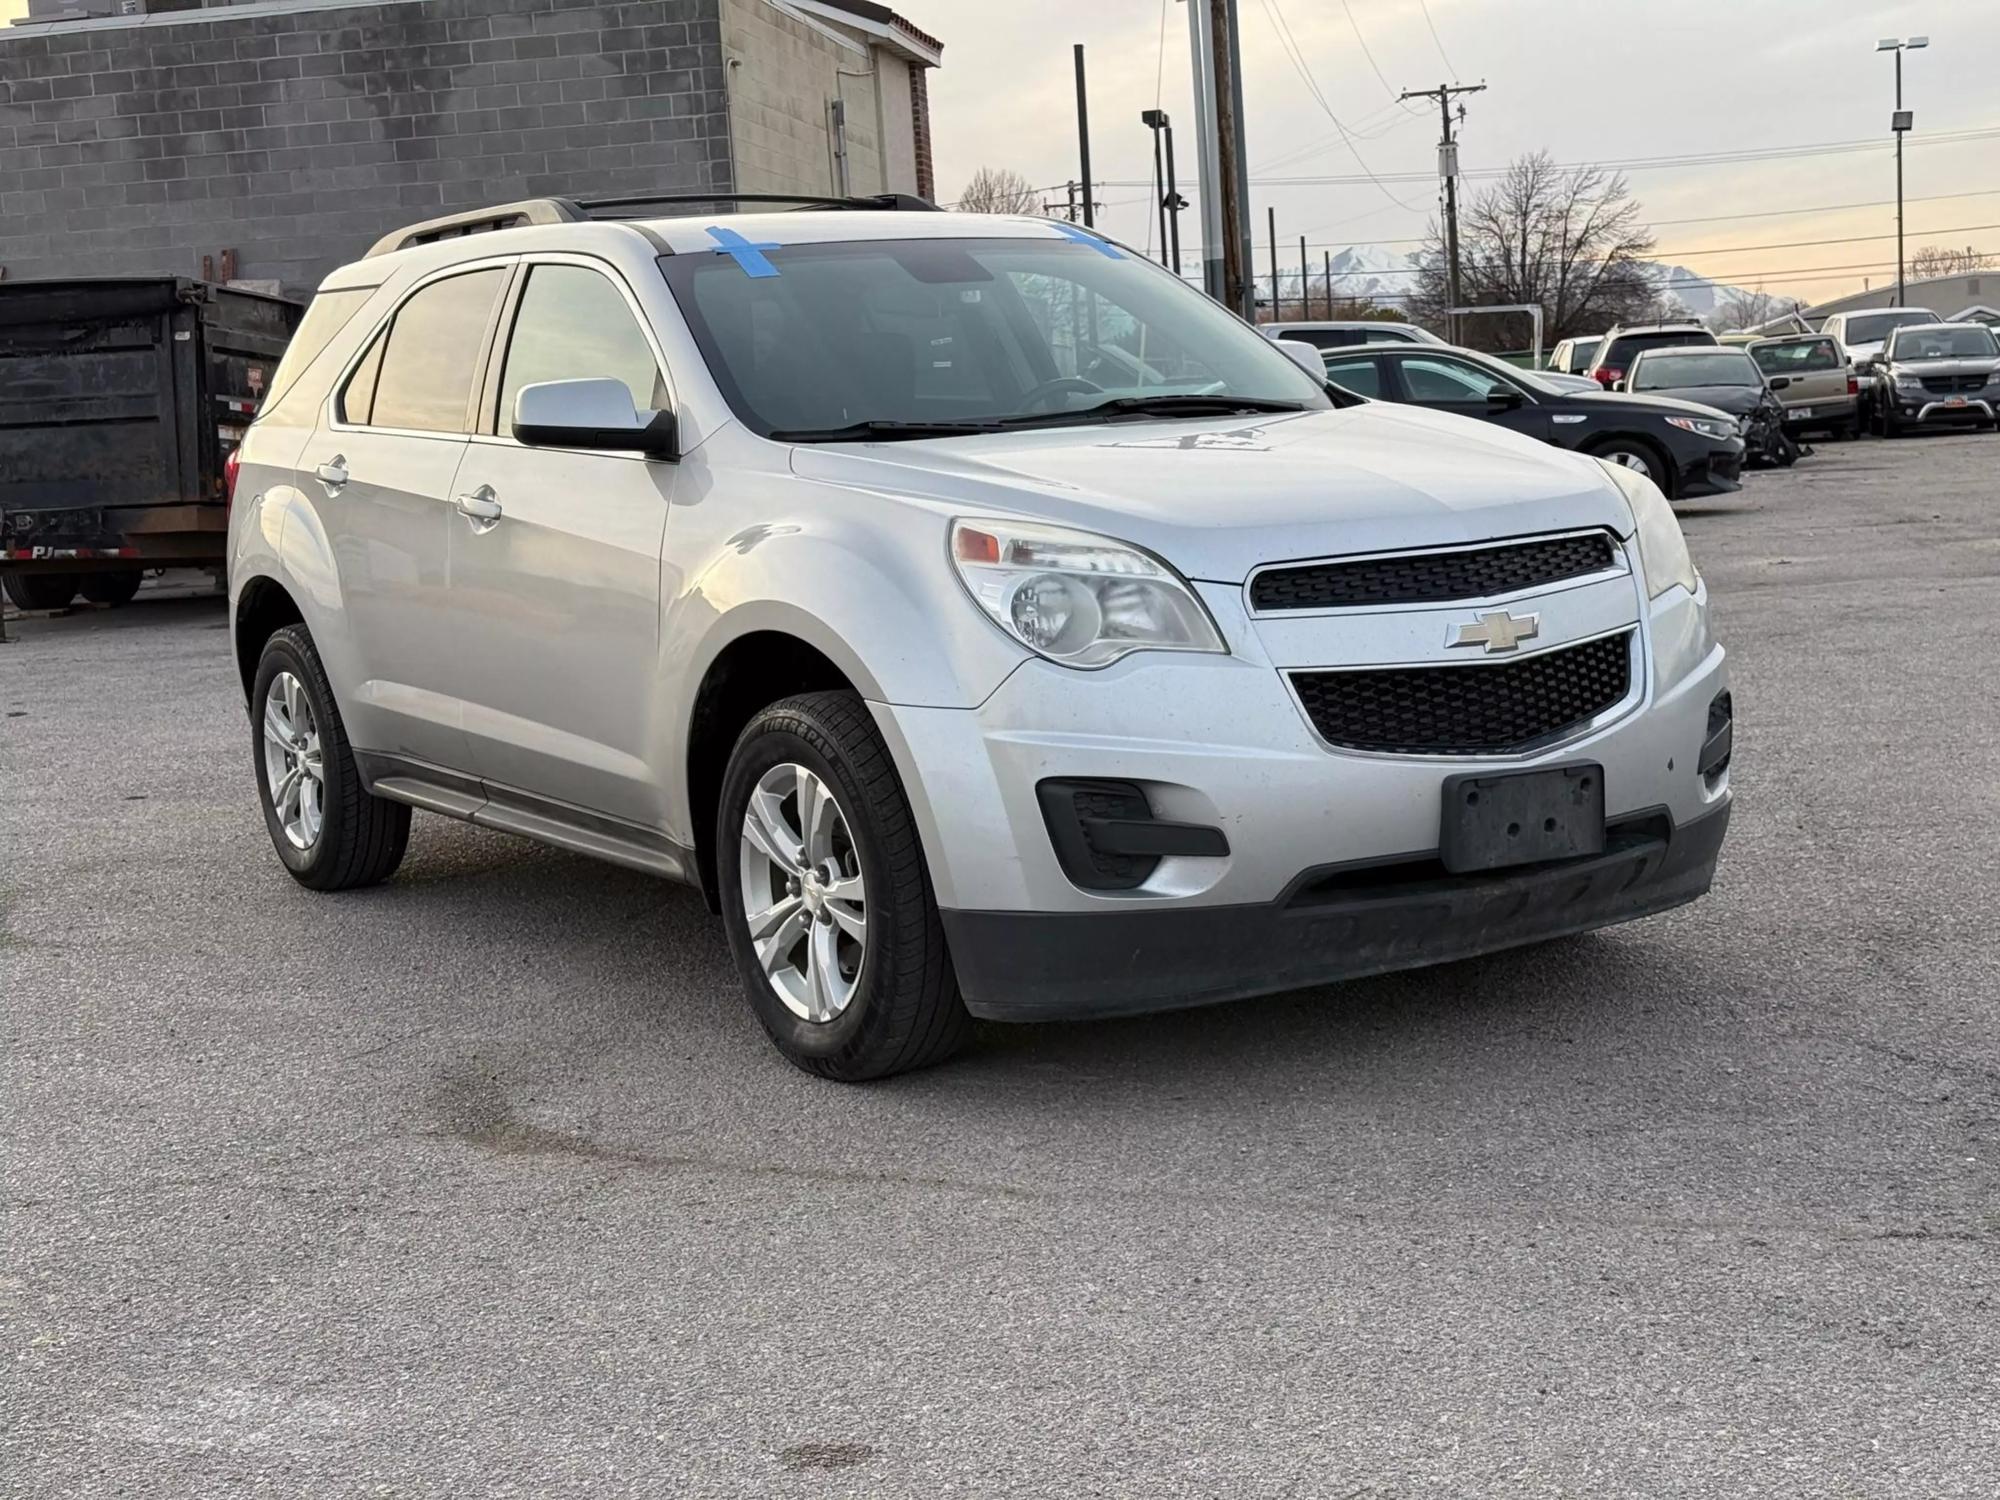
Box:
(1251, 533), (1617, 612)
(1291, 631), (1633, 754)
(1920, 374), (1986, 394)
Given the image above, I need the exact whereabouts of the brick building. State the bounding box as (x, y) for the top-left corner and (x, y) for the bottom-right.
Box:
(0, 0), (942, 295)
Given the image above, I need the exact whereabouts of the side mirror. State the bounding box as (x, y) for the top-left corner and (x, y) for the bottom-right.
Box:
(1273, 338), (1329, 382)
(513, 378), (678, 460)
(1487, 388), (1525, 411)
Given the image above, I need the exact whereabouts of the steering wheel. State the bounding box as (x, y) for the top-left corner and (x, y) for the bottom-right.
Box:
(1018, 375), (1106, 413)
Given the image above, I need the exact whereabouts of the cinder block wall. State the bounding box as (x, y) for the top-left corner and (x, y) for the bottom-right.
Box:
(719, 0), (880, 198)
(0, 0), (734, 296)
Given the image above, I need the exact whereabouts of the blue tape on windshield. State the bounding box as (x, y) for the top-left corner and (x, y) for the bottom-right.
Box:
(1050, 221), (1124, 259)
(705, 225), (783, 277)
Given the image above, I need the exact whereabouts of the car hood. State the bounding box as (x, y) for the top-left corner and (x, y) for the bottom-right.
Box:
(1562, 388), (1744, 421)
(1886, 357), (2000, 377)
(1631, 384), (1766, 416)
(788, 403), (1634, 583)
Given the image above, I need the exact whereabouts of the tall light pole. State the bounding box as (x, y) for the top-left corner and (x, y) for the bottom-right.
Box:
(1877, 35), (1927, 307)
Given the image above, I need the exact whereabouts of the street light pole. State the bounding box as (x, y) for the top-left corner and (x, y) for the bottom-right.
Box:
(1878, 35), (1928, 307)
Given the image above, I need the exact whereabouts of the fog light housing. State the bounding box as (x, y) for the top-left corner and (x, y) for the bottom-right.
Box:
(1699, 691), (1733, 786)
(1036, 778), (1229, 891)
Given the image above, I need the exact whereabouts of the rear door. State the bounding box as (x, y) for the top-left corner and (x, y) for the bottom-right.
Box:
(303, 261), (511, 775)
(445, 256), (676, 828)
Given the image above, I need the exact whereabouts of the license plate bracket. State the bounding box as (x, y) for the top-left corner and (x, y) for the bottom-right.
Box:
(1440, 763), (1606, 874)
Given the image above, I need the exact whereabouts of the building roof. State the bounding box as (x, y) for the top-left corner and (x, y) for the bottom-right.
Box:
(1806, 269), (1995, 318)
(789, 0), (942, 65)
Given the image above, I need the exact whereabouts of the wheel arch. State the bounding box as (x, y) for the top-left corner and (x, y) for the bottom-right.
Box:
(233, 573), (305, 705)
(1583, 430), (1678, 499)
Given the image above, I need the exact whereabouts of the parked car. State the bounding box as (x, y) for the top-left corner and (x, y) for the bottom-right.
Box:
(0, 277), (303, 612)
(1261, 319), (1444, 350)
(1866, 321), (2000, 435)
(1546, 336), (1602, 376)
(1820, 306), (1942, 406)
(1748, 332), (1861, 439)
(227, 197), (1731, 1079)
(1623, 346), (1796, 467)
(1321, 342), (1745, 499)
(1584, 322), (1717, 389)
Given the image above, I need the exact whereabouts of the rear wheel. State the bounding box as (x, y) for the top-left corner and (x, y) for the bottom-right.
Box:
(1593, 439), (1670, 495)
(717, 691), (970, 1081)
(79, 571), (143, 607)
(2, 572), (79, 611)
(252, 624), (410, 891)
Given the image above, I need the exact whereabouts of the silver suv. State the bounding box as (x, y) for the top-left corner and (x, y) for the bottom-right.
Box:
(229, 196), (1733, 1079)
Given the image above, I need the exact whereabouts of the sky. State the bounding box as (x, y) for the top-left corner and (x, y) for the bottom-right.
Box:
(920, 0), (2000, 305)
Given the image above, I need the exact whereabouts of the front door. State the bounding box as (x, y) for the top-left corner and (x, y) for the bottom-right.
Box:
(303, 263), (511, 773)
(445, 259), (676, 828)
(1392, 353), (1551, 441)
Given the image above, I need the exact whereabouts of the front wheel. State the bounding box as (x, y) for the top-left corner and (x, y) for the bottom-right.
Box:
(1593, 440), (1670, 495)
(717, 691), (969, 1081)
(251, 625), (410, 891)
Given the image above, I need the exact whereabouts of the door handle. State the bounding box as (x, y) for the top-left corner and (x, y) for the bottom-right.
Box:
(455, 485), (502, 526)
(315, 455), (349, 487)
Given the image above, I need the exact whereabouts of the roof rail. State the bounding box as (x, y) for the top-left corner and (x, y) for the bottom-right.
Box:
(364, 199), (585, 259)
(574, 191), (939, 219)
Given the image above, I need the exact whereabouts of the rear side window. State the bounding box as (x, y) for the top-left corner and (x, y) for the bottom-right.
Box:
(497, 264), (668, 428)
(345, 269), (506, 434)
(261, 287), (372, 415)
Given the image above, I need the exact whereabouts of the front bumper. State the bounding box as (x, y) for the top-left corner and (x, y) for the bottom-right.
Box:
(873, 578), (1731, 1019)
(1896, 396), (1996, 426)
(1676, 441), (1743, 498)
(944, 801), (1729, 1020)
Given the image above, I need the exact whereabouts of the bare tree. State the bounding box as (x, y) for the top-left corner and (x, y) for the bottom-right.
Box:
(1408, 152), (1661, 352)
(1709, 287), (1781, 333)
(956, 167), (1040, 216)
(1909, 244), (1995, 279)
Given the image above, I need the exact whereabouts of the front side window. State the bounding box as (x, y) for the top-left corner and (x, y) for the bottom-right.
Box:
(1631, 353), (1760, 390)
(497, 264), (669, 428)
(1888, 325), (1999, 361)
(660, 236), (1329, 438)
(1400, 356), (1513, 402)
(345, 268), (507, 434)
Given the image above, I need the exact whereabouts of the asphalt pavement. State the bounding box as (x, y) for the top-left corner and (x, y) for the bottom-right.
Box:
(4, 433), (1998, 1497)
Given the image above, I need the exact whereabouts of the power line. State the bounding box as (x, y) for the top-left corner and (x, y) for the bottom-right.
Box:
(1234, 250), (2000, 288)
(1243, 218), (2000, 261)
(1415, 0), (1459, 80)
(1255, 0), (1428, 213)
(1335, 0), (1420, 109)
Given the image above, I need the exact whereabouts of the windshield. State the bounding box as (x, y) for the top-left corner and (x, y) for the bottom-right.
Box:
(658, 235), (1330, 438)
(1631, 352), (1761, 390)
(1889, 325), (1999, 360)
(1843, 310), (1939, 345)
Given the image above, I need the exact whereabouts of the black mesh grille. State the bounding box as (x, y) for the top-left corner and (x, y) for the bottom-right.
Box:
(1919, 374), (1987, 394)
(1292, 632), (1633, 754)
(1251, 534), (1617, 611)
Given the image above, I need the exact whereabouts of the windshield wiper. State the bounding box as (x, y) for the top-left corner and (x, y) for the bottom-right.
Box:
(1064, 394), (1308, 420)
(769, 418), (1007, 442)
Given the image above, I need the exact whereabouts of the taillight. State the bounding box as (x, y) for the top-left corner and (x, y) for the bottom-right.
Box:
(224, 448), (241, 512)
(1847, 374), (1859, 396)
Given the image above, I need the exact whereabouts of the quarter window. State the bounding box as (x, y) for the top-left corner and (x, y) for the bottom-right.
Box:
(497, 264), (669, 429)
(343, 268), (506, 434)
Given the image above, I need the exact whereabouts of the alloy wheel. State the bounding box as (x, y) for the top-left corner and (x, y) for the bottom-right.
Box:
(737, 762), (868, 1023)
(262, 671), (325, 850)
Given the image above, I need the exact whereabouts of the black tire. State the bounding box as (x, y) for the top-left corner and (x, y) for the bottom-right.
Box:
(3, 572), (79, 611)
(78, 571), (143, 607)
(251, 624), (410, 892)
(717, 690), (970, 1081)
(1592, 439), (1670, 496)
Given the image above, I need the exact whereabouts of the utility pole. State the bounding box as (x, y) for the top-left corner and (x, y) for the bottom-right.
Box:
(1073, 45), (1094, 228)
(1187, 0), (1224, 300)
(1401, 81), (1486, 343)
(1324, 249), (1333, 317)
(1299, 236), (1308, 319)
(1879, 36), (1927, 307)
(1207, 0), (1252, 317)
(1267, 206), (1279, 323)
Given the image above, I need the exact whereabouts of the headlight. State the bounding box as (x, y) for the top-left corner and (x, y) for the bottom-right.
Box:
(950, 518), (1226, 668)
(1663, 415), (1735, 441)
(1893, 371), (1925, 390)
(1595, 458), (1698, 600)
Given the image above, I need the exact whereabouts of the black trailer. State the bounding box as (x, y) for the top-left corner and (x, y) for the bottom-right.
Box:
(0, 277), (302, 610)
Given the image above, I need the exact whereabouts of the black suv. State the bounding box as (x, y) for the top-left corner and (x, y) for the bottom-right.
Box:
(1322, 343), (1745, 499)
(1584, 322), (1717, 390)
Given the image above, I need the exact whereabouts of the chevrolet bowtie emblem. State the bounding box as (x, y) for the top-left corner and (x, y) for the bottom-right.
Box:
(1449, 609), (1541, 654)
